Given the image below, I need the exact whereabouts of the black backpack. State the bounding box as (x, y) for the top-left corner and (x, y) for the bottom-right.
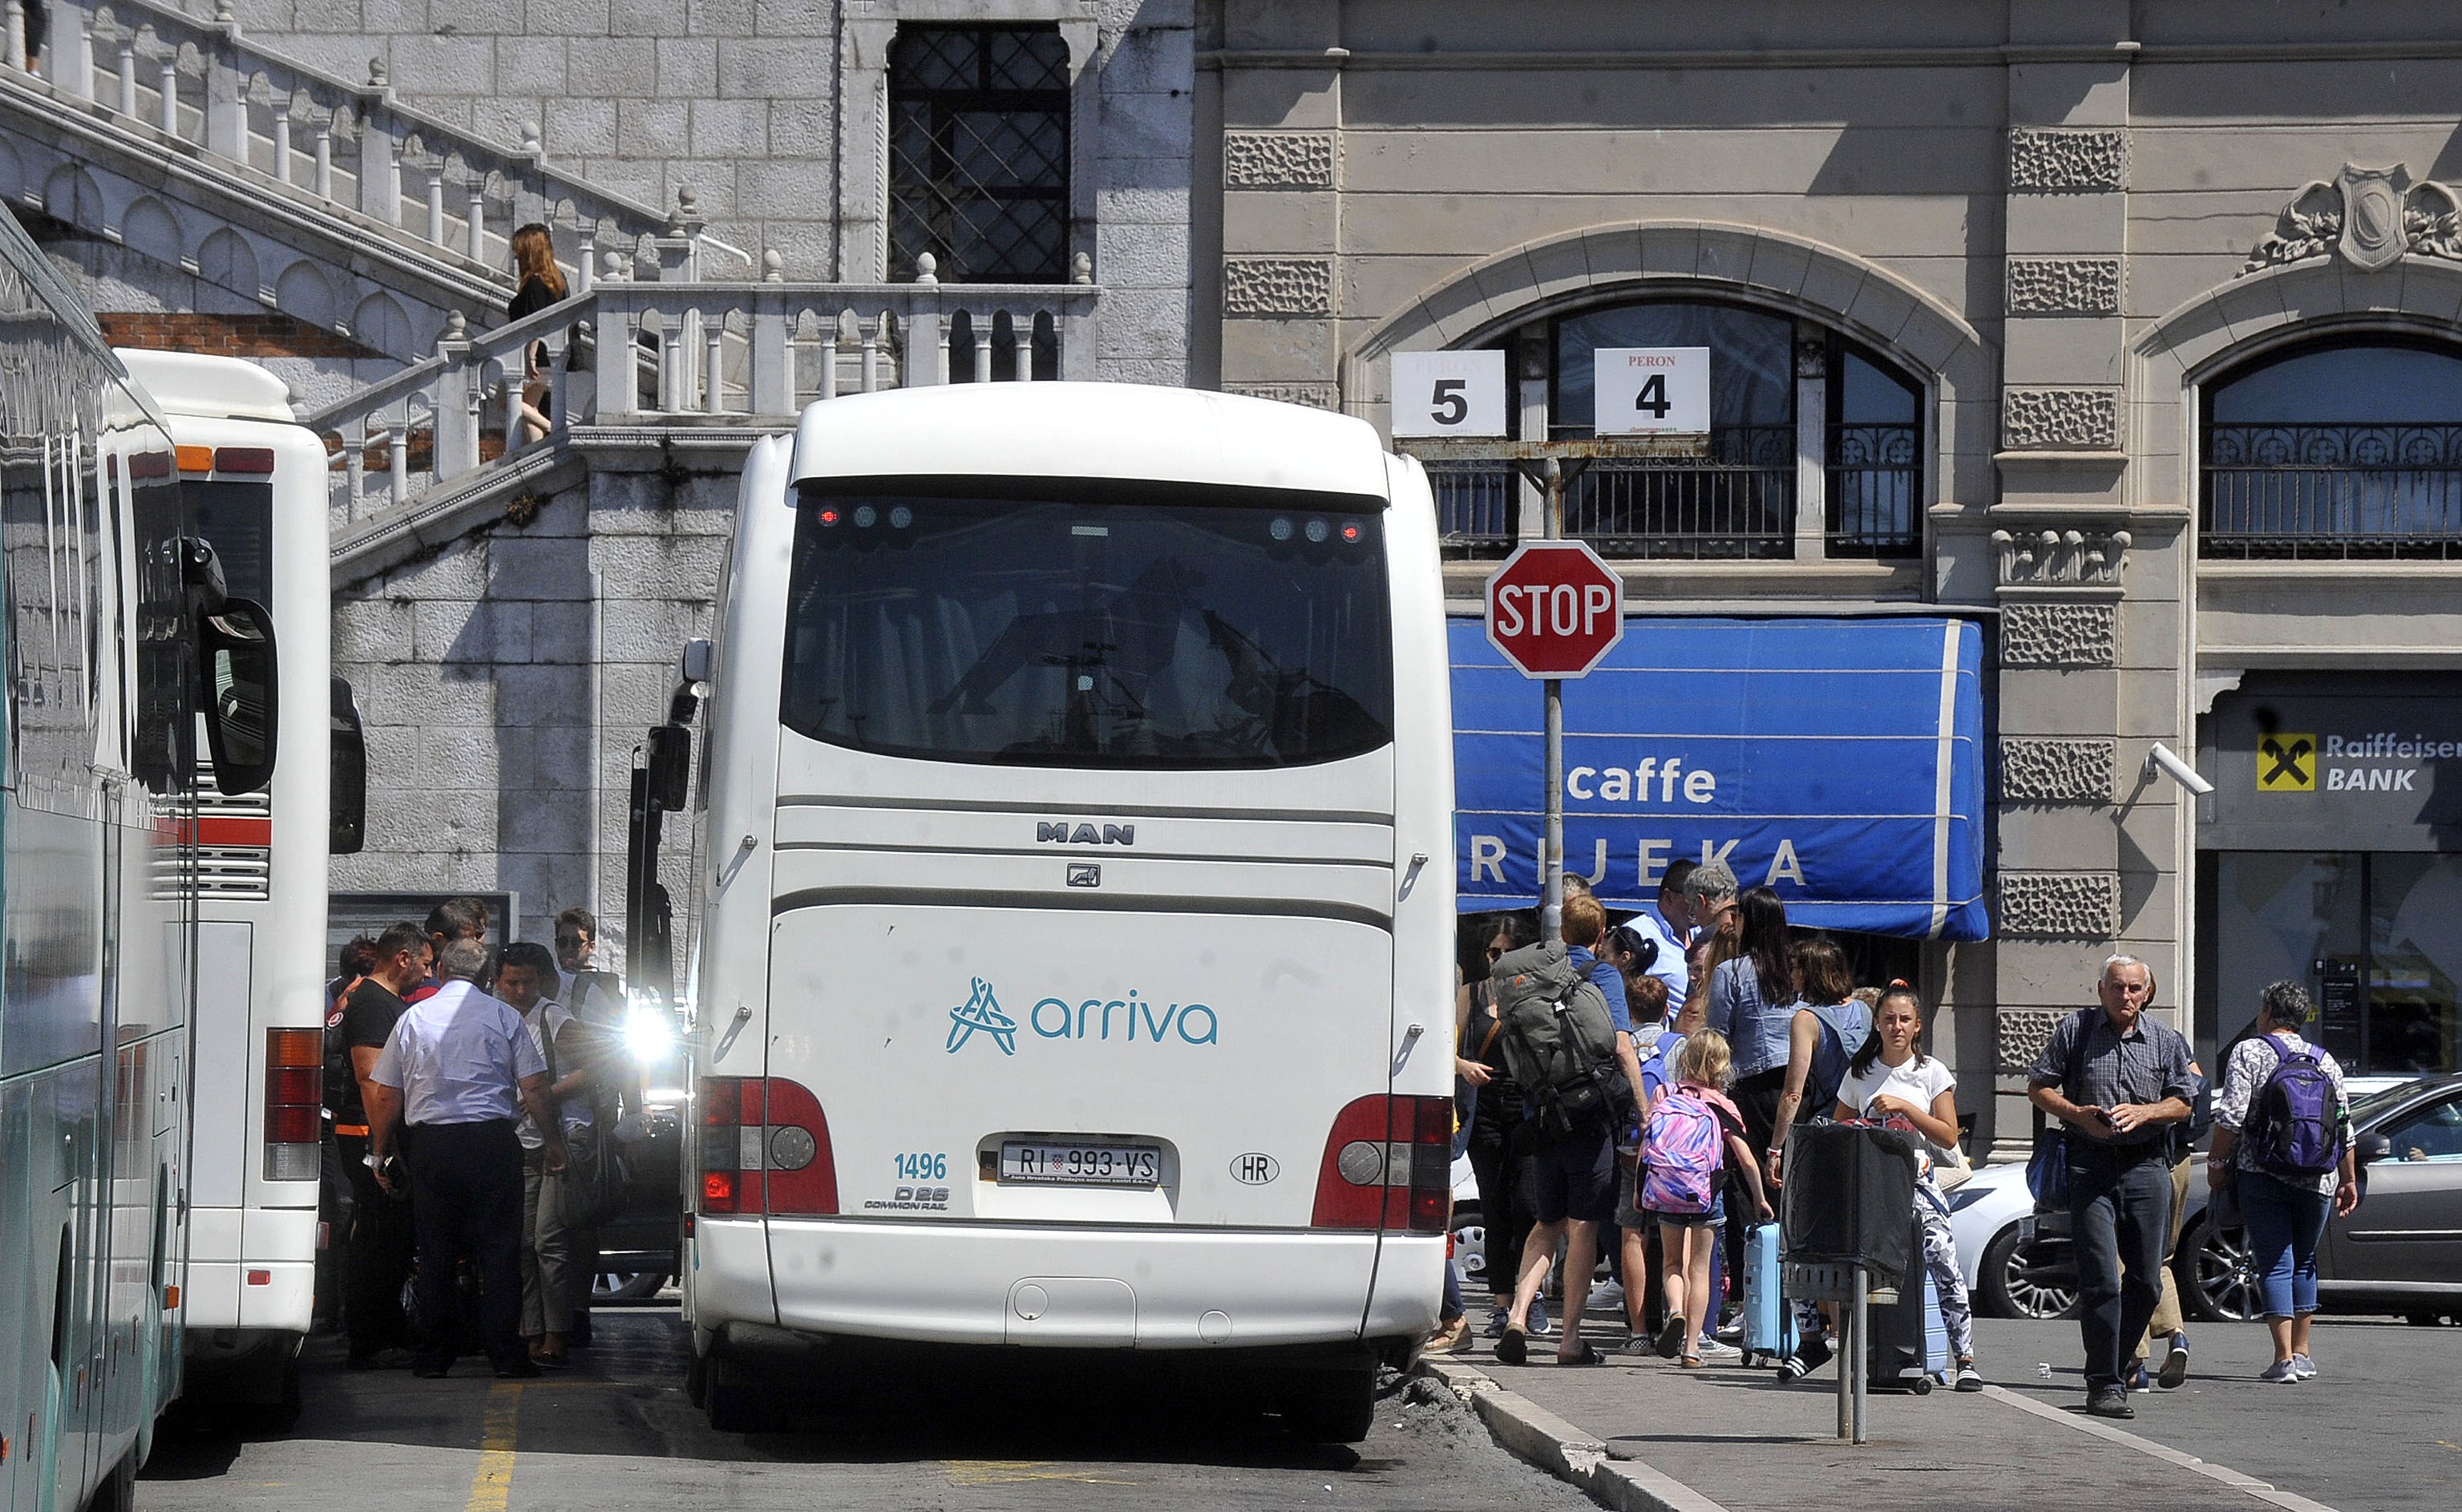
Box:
(1490, 940), (1630, 1140)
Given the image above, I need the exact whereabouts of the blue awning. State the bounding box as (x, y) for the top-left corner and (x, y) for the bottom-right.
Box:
(1452, 617), (1989, 940)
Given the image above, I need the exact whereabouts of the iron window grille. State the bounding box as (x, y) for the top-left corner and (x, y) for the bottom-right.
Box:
(2204, 422), (2462, 560)
(889, 26), (1071, 285)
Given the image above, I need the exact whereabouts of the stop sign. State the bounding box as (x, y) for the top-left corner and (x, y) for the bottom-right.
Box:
(1483, 540), (1624, 679)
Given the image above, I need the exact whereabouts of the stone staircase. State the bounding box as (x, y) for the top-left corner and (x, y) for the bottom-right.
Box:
(3, 0), (1106, 566)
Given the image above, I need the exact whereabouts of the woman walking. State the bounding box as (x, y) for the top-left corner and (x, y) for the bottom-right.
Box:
(1828, 985), (1984, 1390)
(1458, 912), (1546, 1340)
(2209, 980), (2359, 1383)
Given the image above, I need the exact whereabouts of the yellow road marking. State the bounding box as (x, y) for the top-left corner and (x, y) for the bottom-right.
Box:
(943, 1460), (1140, 1486)
(466, 1383), (523, 1512)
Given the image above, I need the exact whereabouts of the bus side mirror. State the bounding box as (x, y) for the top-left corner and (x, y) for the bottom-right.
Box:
(199, 597), (279, 798)
(330, 676), (366, 855)
(645, 723), (691, 812)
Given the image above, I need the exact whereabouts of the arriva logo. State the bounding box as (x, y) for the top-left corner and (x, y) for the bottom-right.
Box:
(943, 977), (1220, 1053)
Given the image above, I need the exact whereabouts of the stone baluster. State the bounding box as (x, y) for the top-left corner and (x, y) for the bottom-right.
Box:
(66, 2), (97, 102)
(574, 224), (596, 295)
(312, 113), (334, 200)
(1014, 311), (1034, 382)
(498, 356), (524, 453)
(7, 0), (30, 73)
(344, 431), (366, 520)
(155, 40), (179, 135)
(424, 160), (446, 245)
(817, 310), (843, 402)
(973, 313), (995, 385)
(272, 100), (293, 187)
(387, 419), (409, 506)
(431, 312), (478, 479)
(859, 312), (883, 394)
(701, 317), (724, 415)
(595, 255), (633, 422)
(115, 34), (136, 117)
(465, 175), (486, 262)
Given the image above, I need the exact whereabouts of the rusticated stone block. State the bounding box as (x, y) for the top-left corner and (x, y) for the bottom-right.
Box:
(2001, 603), (2116, 669)
(1224, 382), (1337, 409)
(1223, 131), (1335, 190)
(1998, 871), (2121, 939)
(2007, 257), (2120, 315)
(2008, 128), (2128, 191)
(2000, 738), (2116, 802)
(1223, 257), (1333, 317)
(1997, 1009), (2068, 1073)
(2003, 388), (2120, 450)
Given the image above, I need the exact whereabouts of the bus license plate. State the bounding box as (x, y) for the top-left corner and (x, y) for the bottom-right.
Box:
(999, 1142), (1162, 1187)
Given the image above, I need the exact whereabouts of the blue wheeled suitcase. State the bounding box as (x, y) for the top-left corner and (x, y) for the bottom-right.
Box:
(1870, 1215), (1952, 1391)
(1740, 1221), (1796, 1367)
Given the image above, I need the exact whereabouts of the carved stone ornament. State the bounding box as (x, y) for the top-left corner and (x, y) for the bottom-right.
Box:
(1991, 527), (2129, 588)
(1223, 131), (1336, 191)
(2001, 603), (2116, 669)
(2242, 162), (2462, 275)
(1997, 871), (2122, 939)
(1224, 381), (1337, 410)
(2000, 738), (2116, 803)
(2006, 257), (2120, 316)
(1223, 257), (1333, 317)
(2008, 128), (2128, 192)
(2003, 388), (2119, 451)
(1997, 1009), (2068, 1074)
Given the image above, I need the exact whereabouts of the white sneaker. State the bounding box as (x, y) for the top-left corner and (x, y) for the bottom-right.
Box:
(1590, 1280), (1625, 1309)
(1693, 1336), (1741, 1360)
(2291, 1353), (2316, 1380)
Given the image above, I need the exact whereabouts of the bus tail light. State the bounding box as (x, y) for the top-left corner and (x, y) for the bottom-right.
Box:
(1310, 1094), (1452, 1235)
(697, 1077), (837, 1217)
(264, 1029), (323, 1182)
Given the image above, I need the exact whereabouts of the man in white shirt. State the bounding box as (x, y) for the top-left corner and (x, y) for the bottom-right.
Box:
(369, 938), (563, 1379)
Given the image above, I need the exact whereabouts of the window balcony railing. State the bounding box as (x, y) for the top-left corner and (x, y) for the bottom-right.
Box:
(1826, 422), (1922, 559)
(2204, 422), (2462, 560)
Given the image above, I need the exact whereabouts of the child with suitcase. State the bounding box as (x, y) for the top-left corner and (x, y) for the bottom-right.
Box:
(1831, 985), (1986, 1391)
(1639, 1029), (1771, 1367)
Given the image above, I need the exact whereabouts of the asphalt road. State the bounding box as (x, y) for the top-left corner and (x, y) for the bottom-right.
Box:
(139, 1310), (1597, 1512)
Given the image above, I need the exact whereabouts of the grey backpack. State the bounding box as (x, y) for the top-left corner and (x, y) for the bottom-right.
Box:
(1490, 940), (1629, 1138)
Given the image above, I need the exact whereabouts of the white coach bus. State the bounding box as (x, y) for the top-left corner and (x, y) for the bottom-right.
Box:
(669, 383), (1453, 1440)
(115, 351), (349, 1427)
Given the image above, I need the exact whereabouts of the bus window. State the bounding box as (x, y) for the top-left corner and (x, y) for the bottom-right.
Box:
(780, 484), (1394, 767)
(186, 479), (273, 604)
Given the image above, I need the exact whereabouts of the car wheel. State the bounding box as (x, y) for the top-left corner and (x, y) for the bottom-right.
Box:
(1452, 1211), (1487, 1291)
(593, 1271), (672, 1302)
(1978, 1223), (2079, 1320)
(2181, 1215), (2262, 1323)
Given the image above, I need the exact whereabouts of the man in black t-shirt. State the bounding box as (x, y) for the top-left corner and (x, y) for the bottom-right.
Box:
(335, 922), (432, 1367)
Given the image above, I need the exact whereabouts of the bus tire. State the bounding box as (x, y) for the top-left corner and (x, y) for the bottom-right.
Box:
(683, 1347), (708, 1409)
(1281, 1372), (1376, 1444)
(704, 1348), (784, 1434)
(85, 1447), (136, 1512)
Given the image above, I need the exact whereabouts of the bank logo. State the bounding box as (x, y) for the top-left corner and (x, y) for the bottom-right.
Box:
(2258, 733), (2316, 793)
(945, 977), (1019, 1056)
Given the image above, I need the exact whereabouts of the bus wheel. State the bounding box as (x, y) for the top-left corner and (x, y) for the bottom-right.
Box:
(683, 1348), (709, 1408)
(704, 1348), (785, 1434)
(1280, 1371), (1375, 1444)
(87, 1447), (137, 1512)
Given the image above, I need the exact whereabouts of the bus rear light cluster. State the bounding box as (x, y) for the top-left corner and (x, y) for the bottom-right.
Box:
(698, 1077), (839, 1216)
(263, 1028), (322, 1183)
(1310, 1094), (1452, 1235)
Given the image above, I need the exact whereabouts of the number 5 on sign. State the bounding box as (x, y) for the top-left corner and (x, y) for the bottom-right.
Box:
(1390, 350), (1508, 438)
(1595, 347), (1709, 436)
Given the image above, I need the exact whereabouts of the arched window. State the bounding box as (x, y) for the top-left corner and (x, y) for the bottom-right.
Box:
(2202, 338), (2462, 559)
(1429, 298), (1923, 560)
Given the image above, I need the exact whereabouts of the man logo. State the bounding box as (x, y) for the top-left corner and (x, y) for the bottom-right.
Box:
(2258, 733), (2316, 792)
(1231, 1153), (1280, 1185)
(1037, 821), (1135, 846)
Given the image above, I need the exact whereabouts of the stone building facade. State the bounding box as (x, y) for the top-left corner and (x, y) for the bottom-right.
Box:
(1196, 0), (2462, 1142)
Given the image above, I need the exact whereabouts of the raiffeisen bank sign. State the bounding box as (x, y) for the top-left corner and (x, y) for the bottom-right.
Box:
(2205, 679), (2462, 851)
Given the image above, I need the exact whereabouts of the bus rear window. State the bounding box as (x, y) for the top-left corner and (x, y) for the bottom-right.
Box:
(188, 479), (273, 603)
(780, 485), (1393, 768)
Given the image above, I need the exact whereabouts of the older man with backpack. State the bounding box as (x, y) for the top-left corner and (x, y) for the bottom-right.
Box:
(2208, 980), (2359, 1383)
(1490, 896), (1639, 1366)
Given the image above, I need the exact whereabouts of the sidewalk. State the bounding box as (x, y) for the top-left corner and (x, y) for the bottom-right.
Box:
(1422, 1313), (2339, 1512)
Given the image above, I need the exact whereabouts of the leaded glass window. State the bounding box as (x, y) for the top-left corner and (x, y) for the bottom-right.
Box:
(889, 26), (1070, 284)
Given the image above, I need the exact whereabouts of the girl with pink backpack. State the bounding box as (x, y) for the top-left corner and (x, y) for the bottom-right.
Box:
(1640, 1029), (1771, 1366)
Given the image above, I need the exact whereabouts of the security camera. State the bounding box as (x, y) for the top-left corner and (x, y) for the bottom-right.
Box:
(2145, 742), (2215, 797)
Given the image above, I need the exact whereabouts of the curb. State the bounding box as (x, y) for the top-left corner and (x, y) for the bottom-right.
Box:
(1416, 1357), (1733, 1512)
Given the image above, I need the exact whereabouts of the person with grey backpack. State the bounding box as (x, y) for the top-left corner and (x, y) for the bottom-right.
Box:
(2208, 980), (2359, 1384)
(1490, 896), (1638, 1367)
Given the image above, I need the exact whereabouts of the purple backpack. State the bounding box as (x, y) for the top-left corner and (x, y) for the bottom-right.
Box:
(1641, 1089), (1725, 1214)
(2246, 1037), (2342, 1178)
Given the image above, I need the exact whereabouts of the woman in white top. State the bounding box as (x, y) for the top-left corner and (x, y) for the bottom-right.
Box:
(2208, 980), (2359, 1384)
(1832, 985), (1983, 1391)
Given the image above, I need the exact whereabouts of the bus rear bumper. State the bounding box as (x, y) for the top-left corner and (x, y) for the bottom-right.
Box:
(737, 1218), (1429, 1349)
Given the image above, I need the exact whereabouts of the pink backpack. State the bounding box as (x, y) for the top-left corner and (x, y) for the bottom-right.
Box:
(1640, 1088), (1726, 1214)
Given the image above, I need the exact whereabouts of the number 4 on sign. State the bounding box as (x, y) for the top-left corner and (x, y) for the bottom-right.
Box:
(1390, 350), (1508, 438)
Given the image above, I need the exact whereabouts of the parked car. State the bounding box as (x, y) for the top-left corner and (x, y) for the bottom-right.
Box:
(2175, 1070), (2462, 1324)
(1948, 1161), (2079, 1320)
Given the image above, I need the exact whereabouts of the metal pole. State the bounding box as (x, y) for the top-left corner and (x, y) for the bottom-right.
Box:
(1851, 1266), (1870, 1445)
(1837, 1275), (1852, 1440)
(1540, 456), (1566, 942)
